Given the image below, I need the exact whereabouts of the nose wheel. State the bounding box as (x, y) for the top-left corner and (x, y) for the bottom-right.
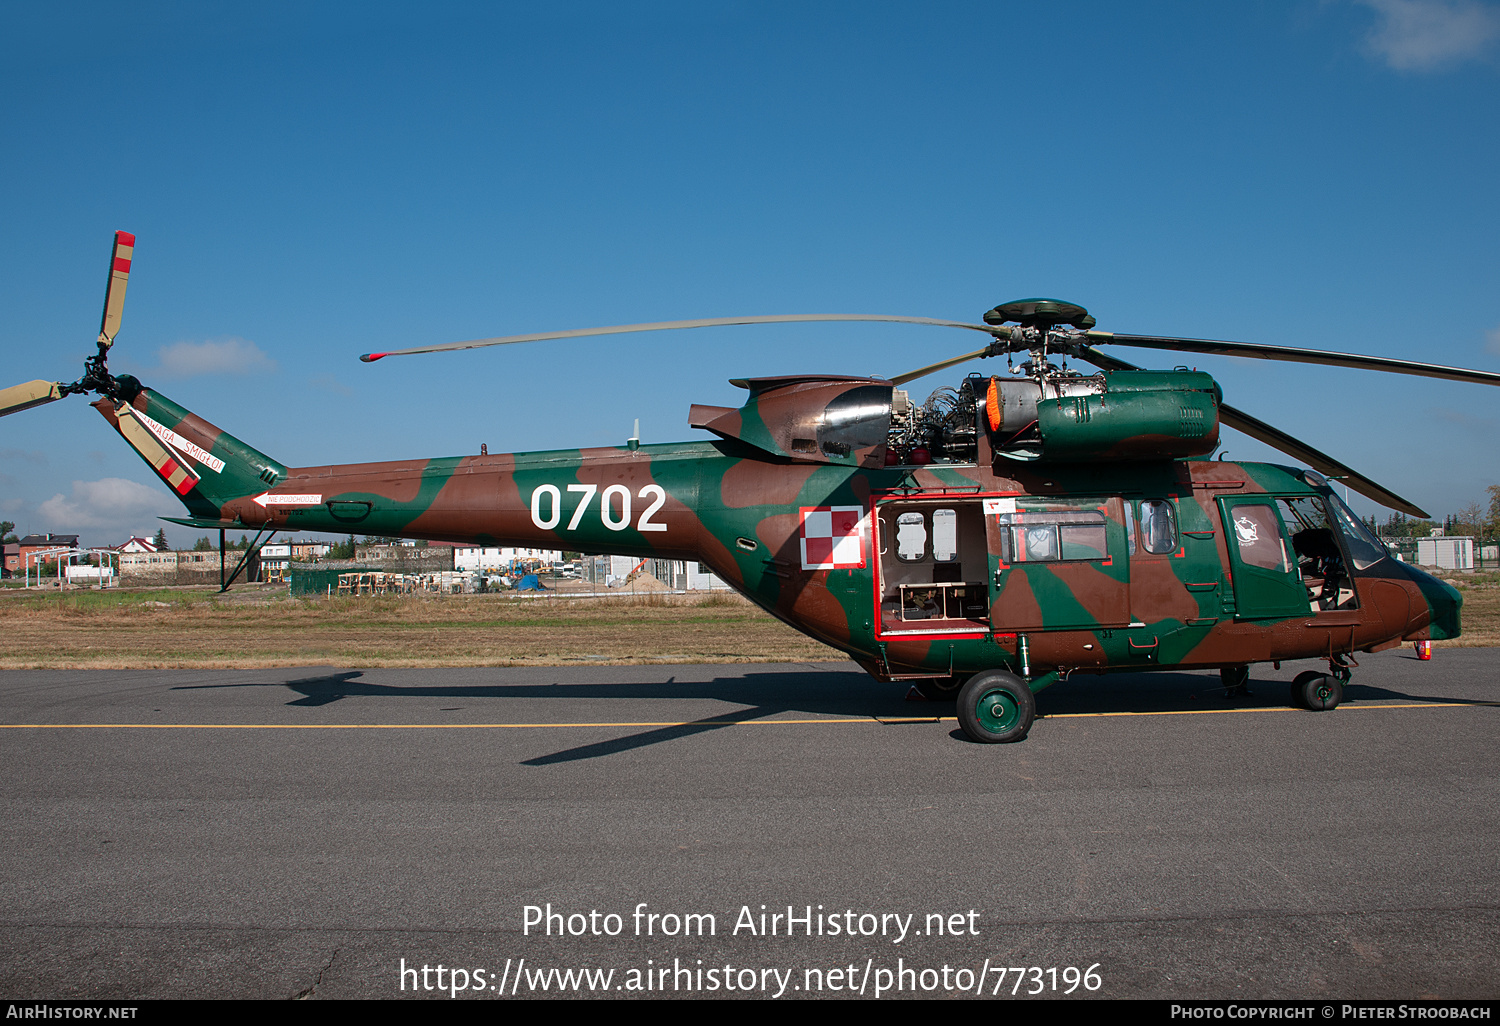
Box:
(1291, 670), (1344, 711)
(957, 670), (1035, 743)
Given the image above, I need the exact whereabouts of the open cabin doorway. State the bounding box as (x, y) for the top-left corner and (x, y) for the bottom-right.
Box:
(874, 498), (990, 636)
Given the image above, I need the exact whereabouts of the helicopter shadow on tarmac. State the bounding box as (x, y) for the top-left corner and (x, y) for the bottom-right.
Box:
(172, 668), (923, 764)
(168, 662), (1492, 763)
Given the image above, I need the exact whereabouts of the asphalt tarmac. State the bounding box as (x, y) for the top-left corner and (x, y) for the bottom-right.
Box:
(0, 648), (1495, 1001)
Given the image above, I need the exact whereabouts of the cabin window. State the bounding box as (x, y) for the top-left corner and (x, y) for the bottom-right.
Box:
(1060, 520), (1108, 560)
(932, 509), (959, 562)
(1022, 525), (1058, 561)
(896, 512), (927, 562)
(997, 511), (1108, 563)
(1139, 499), (1177, 554)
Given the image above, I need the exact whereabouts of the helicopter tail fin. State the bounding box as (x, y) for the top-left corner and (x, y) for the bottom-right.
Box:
(92, 385), (288, 522)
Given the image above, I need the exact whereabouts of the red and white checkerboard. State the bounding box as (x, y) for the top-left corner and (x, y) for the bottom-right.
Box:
(799, 505), (865, 570)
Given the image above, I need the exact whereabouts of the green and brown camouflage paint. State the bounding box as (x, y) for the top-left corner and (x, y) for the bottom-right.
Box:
(93, 375), (1461, 689)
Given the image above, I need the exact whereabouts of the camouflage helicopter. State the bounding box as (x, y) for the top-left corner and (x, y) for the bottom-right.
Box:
(6, 233), (1497, 743)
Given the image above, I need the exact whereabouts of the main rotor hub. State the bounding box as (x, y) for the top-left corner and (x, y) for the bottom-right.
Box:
(983, 298), (1095, 331)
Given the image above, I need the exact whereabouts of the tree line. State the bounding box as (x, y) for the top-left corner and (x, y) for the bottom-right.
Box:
(1369, 485), (1500, 541)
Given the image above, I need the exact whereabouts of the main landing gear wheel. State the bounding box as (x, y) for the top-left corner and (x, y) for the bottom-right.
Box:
(1291, 670), (1343, 711)
(957, 670), (1035, 743)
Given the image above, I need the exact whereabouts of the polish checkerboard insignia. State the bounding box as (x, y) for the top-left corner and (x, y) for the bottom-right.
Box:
(799, 505), (865, 570)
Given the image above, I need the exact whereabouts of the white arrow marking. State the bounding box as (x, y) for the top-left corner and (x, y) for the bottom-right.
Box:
(253, 493), (323, 507)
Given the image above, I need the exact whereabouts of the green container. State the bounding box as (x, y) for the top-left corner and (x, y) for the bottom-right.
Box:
(290, 566), (375, 596)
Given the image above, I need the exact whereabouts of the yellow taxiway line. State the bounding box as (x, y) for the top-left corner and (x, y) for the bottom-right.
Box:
(0, 701), (1489, 730)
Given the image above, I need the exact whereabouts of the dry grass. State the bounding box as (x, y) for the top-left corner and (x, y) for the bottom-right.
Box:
(1433, 569), (1500, 648)
(0, 585), (843, 669)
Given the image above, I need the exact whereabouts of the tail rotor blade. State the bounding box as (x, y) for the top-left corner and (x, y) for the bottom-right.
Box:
(0, 380), (64, 418)
(98, 231), (136, 349)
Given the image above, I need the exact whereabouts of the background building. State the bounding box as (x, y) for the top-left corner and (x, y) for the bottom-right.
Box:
(1416, 536), (1475, 572)
(453, 546), (559, 572)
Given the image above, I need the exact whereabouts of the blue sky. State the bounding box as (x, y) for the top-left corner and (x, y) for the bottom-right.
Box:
(2, 1), (1498, 546)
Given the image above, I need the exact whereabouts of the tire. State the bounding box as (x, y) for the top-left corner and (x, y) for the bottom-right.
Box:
(1297, 672), (1342, 711)
(957, 670), (1035, 743)
(1290, 670), (1323, 709)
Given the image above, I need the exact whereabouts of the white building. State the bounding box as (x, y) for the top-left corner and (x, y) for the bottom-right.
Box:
(454, 546), (562, 571)
(597, 555), (728, 590)
(653, 559), (730, 591)
(65, 563), (115, 583)
(1416, 536), (1474, 571)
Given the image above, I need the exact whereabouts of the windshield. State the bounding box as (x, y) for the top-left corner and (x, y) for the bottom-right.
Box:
(1324, 491), (1388, 570)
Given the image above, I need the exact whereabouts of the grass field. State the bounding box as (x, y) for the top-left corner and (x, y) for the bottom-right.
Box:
(0, 586), (844, 669)
(1, 571), (1494, 669)
(1444, 569), (1500, 646)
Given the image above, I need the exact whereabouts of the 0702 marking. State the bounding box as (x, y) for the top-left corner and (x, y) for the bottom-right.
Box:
(530, 483), (667, 533)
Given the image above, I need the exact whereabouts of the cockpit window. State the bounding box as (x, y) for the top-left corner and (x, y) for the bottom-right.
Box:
(1325, 492), (1388, 570)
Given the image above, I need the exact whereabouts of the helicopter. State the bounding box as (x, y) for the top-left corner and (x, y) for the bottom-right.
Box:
(5, 232), (1497, 743)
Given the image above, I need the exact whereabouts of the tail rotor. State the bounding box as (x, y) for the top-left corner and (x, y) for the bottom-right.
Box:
(0, 231), (140, 420)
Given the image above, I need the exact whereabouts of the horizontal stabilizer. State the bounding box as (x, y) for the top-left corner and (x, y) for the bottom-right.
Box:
(159, 516), (243, 530)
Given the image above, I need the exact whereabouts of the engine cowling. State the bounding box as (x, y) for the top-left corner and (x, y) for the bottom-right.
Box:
(985, 369), (1221, 461)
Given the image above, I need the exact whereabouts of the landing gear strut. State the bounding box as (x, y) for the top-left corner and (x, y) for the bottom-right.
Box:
(1220, 665), (1251, 698)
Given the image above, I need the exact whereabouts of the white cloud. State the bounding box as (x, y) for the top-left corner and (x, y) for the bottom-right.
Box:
(38, 477), (179, 535)
(1487, 326), (1500, 355)
(151, 337), (278, 378)
(1355, 0), (1500, 70)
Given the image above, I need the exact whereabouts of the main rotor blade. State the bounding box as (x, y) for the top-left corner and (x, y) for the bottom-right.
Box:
(98, 231), (135, 349)
(1072, 347), (1429, 517)
(1072, 345), (1141, 373)
(1087, 331), (1500, 387)
(360, 315), (1006, 362)
(1217, 402), (1428, 518)
(0, 380), (64, 418)
(890, 346), (996, 385)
